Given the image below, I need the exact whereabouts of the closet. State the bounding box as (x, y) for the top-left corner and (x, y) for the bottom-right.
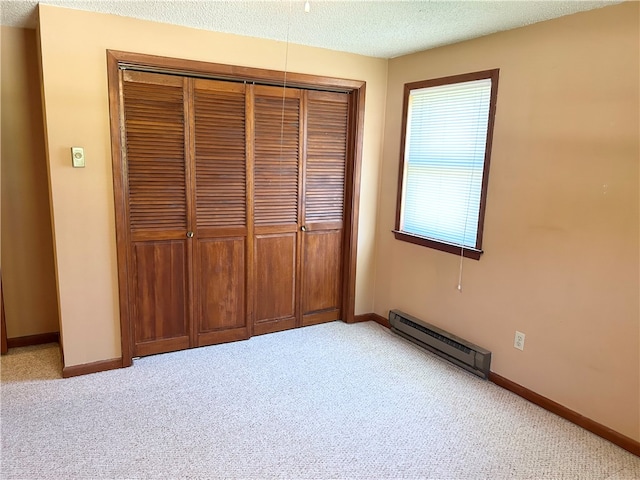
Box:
(109, 52), (362, 362)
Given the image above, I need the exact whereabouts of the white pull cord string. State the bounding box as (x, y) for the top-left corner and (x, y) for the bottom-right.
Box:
(458, 85), (489, 293)
(278, 0), (293, 170)
(457, 251), (464, 292)
(276, 0), (293, 199)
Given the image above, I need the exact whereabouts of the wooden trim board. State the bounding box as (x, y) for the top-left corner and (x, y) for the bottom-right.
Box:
(353, 313), (371, 323)
(353, 312), (390, 329)
(489, 372), (639, 457)
(62, 358), (123, 378)
(6, 332), (60, 349)
(354, 312), (639, 457)
(1, 276), (7, 355)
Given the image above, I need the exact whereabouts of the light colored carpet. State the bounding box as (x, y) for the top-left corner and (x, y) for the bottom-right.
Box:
(1, 321), (638, 479)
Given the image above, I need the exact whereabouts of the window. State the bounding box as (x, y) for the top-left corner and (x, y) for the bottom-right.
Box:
(394, 69), (499, 260)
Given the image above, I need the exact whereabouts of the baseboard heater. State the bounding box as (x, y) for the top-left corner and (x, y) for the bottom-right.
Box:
(389, 309), (491, 379)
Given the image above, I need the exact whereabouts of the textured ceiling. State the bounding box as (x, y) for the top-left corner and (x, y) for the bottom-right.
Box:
(0, 0), (621, 58)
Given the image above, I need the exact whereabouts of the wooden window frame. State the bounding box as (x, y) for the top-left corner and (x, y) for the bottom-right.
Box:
(393, 69), (499, 261)
(106, 50), (366, 367)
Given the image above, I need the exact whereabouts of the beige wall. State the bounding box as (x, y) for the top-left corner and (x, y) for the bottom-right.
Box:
(36, 2), (638, 441)
(1, 26), (59, 338)
(37, 5), (387, 367)
(375, 3), (639, 441)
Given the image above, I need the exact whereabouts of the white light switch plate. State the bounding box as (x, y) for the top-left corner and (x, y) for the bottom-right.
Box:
(71, 147), (85, 168)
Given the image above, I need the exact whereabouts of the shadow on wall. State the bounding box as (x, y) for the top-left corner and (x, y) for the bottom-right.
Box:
(1, 26), (60, 341)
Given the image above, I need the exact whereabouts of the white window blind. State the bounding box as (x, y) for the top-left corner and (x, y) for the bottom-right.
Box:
(400, 78), (492, 249)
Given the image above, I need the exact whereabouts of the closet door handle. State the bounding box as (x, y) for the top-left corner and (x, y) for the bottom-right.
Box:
(300, 226), (307, 232)
(186, 231), (194, 238)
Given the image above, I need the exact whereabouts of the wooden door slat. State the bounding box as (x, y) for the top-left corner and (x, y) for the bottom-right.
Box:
(194, 86), (247, 228)
(254, 95), (300, 226)
(304, 94), (349, 224)
(124, 80), (187, 231)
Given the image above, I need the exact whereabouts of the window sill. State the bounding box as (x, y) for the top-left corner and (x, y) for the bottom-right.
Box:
(392, 230), (483, 260)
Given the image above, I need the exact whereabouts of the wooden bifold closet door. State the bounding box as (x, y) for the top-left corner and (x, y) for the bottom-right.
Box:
(192, 79), (250, 347)
(120, 70), (350, 358)
(252, 85), (301, 336)
(301, 91), (349, 327)
(122, 72), (192, 357)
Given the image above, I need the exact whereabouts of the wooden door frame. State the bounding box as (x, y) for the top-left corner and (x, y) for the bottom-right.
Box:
(1, 274), (7, 355)
(107, 50), (366, 367)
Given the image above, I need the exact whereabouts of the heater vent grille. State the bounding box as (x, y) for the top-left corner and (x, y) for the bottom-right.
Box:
(396, 316), (472, 354)
(389, 309), (491, 379)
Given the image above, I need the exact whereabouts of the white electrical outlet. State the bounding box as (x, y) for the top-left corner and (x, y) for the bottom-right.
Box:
(514, 331), (525, 351)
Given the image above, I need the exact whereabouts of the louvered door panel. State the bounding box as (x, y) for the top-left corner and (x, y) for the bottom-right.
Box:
(304, 91), (349, 226)
(193, 79), (249, 346)
(121, 71), (192, 357)
(123, 73), (187, 234)
(300, 91), (349, 326)
(194, 80), (246, 228)
(254, 87), (300, 226)
(253, 86), (301, 335)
